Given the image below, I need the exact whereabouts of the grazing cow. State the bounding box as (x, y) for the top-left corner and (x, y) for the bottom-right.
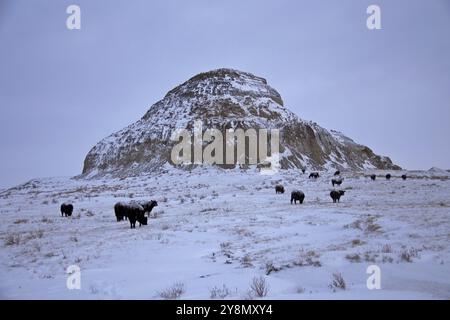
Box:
(115, 203), (146, 229)
(330, 190), (345, 203)
(114, 202), (128, 222)
(370, 174), (376, 181)
(60, 203), (73, 217)
(275, 185), (285, 194)
(291, 190), (305, 204)
(309, 172), (319, 179)
(334, 170), (341, 176)
(139, 200), (158, 216)
(331, 178), (343, 187)
(126, 203), (146, 228)
(402, 174), (407, 180)
(386, 174), (391, 180)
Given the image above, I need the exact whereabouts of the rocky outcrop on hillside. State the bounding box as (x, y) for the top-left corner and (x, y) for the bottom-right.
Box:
(82, 68), (400, 176)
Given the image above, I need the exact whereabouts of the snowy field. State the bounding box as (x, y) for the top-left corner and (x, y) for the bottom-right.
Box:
(0, 168), (449, 299)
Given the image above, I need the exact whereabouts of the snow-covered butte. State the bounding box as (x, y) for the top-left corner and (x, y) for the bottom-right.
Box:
(82, 68), (400, 177)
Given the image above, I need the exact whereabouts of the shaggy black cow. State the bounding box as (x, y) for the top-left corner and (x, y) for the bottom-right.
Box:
(60, 203), (73, 217)
(386, 174), (391, 180)
(334, 170), (341, 176)
(301, 169), (306, 174)
(114, 200), (158, 227)
(139, 200), (158, 217)
(114, 202), (128, 222)
(402, 174), (407, 180)
(370, 174), (376, 181)
(309, 172), (319, 179)
(330, 190), (345, 203)
(331, 178), (343, 187)
(291, 190), (305, 204)
(114, 202), (145, 228)
(275, 185), (285, 194)
(125, 203), (147, 229)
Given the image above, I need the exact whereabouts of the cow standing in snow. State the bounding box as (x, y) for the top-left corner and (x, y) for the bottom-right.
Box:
(330, 190), (345, 203)
(60, 203), (73, 217)
(309, 172), (319, 179)
(331, 178), (343, 187)
(291, 190), (305, 204)
(275, 185), (285, 194)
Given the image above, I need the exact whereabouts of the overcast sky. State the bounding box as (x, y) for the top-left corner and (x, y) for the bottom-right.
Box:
(1, 0), (449, 188)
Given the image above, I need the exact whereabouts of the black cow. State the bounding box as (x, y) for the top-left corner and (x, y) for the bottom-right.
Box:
(301, 169), (306, 174)
(331, 178), (343, 187)
(370, 174), (376, 181)
(115, 200), (158, 227)
(114, 202), (144, 228)
(330, 190), (345, 203)
(309, 172), (319, 179)
(334, 170), (341, 176)
(291, 190), (305, 204)
(114, 202), (128, 221)
(126, 203), (146, 228)
(60, 203), (73, 217)
(386, 174), (391, 180)
(402, 174), (407, 180)
(275, 185), (285, 194)
(139, 200), (158, 217)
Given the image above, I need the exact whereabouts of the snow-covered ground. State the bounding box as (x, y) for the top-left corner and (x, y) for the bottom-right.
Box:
(0, 168), (449, 299)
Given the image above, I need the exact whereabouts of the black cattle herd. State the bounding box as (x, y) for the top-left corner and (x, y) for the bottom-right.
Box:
(276, 170), (408, 205)
(59, 171), (407, 227)
(60, 200), (158, 229)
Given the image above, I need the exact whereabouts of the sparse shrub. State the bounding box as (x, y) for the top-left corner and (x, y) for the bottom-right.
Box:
(365, 222), (382, 233)
(14, 219), (28, 224)
(241, 254), (253, 267)
(345, 253), (361, 263)
(209, 284), (231, 299)
(400, 248), (420, 262)
(249, 276), (269, 298)
(5, 233), (20, 246)
(351, 239), (364, 247)
(364, 251), (379, 263)
(294, 249), (321, 267)
(45, 252), (57, 258)
(25, 229), (44, 241)
(329, 272), (346, 291)
(158, 282), (185, 300)
(344, 219), (363, 230)
(42, 200), (49, 205)
(41, 217), (53, 223)
(381, 244), (392, 253)
(265, 260), (281, 275)
(85, 210), (94, 217)
(220, 242), (233, 259)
